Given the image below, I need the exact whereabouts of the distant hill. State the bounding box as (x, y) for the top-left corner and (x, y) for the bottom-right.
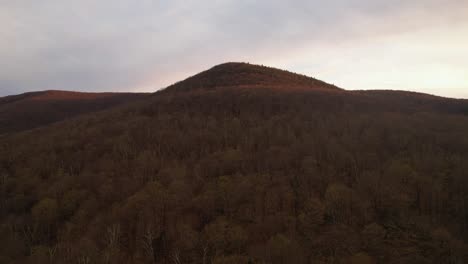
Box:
(164, 62), (342, 92)
(0, 90), (147, 134)
(1, 63), (468, 264)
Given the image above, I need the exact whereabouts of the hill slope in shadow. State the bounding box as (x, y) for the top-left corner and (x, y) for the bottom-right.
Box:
(0, 90), (147, 134)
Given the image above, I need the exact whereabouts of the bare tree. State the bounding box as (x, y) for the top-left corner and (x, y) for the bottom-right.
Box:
(103, 224), (121, 264)
(142, 226), (157, 264)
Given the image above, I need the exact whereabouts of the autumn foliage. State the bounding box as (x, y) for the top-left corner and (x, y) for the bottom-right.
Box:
(1, 63), (468, 263)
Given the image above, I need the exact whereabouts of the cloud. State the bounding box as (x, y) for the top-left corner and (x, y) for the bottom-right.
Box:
(0, 0), (467, 97)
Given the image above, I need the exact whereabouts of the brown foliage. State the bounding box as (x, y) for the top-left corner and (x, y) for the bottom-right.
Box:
(1, 63), (468, 263)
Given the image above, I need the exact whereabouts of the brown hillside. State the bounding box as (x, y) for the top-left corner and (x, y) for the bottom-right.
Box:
(0, 90), (147, 134)
(1, 63), (468, 263)
(164, 62), (342, 92)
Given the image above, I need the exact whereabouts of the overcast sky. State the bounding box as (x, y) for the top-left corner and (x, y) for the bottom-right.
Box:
(1, 0), (467, 98)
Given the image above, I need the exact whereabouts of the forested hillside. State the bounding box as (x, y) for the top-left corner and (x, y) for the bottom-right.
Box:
(0, 90), (147, 135)
(1, 63), (468, 263)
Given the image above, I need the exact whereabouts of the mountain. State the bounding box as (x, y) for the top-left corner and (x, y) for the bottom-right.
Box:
(0, 90), (147, 134)
(164, 62), (342, 92)
(1, 63), (468, 264)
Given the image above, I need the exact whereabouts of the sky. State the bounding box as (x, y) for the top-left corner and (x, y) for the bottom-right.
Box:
(1, 0), (467, 98)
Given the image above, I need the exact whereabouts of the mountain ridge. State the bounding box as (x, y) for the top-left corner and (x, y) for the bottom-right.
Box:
(0, 90), (147, 134)
(0, 90), (145, 105)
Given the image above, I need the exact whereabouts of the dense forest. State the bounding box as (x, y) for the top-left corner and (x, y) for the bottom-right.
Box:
(1, 63), (468, 263)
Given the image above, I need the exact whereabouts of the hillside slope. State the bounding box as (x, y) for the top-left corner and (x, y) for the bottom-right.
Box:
(1, 63), (468, 264)
(0, 90), (147, 134)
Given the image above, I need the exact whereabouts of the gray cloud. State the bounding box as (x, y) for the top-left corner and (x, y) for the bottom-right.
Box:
(1, 0), (467, 97)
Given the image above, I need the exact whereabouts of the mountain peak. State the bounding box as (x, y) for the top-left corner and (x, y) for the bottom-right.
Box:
(164, 62), (341, 92)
